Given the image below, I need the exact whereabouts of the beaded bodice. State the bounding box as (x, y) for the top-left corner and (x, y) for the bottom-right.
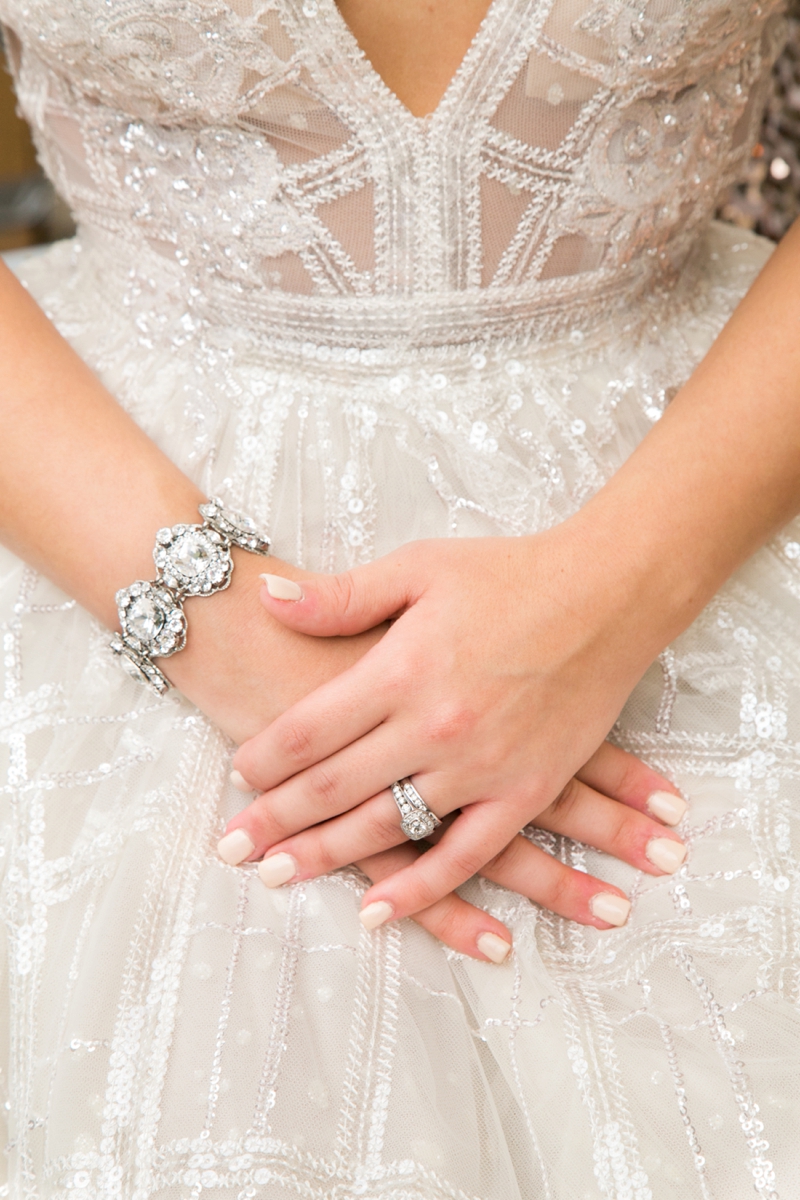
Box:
(0, 0), (786, 345)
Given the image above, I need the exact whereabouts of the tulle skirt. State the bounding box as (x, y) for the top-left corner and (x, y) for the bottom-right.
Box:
(2, 221), (799, 1199)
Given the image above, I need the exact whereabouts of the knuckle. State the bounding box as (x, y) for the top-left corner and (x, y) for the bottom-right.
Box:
(551, 776), (581, 817)
(545, 866), (574, 913)
(275, 718), (315, 765)
(305, 763), (341, 807)
(409, 877), (442, 911)
(329, 570), (358, 620)
(484, 836), (525, 878)
(442, 843), (483, 882)
(419, 894), (464, 943)
(615, 754), (643, 800)
(249, 799), (288, 846)
(306, 833), (338, 876)
(368, 804), (406, 847)
(425, 702), (478, 746)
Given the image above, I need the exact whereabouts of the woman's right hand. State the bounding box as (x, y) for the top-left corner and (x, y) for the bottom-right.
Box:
(358, 739), (687, 961)
(223, 734), (687, 962)
(162, 549), (387, 743)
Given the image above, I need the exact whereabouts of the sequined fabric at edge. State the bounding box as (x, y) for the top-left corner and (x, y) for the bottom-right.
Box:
(0, 2), (799, 1199)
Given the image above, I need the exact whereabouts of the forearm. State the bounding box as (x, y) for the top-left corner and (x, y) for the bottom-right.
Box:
(573, 217), (800, 657)
(0, 259), (208, 625)
(0, 260), (380, 739)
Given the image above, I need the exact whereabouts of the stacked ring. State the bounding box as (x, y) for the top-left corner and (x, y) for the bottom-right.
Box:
(391, 778), (442, 841)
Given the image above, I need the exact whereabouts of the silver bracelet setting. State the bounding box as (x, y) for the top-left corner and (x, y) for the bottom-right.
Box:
(110, 498), (271, 695)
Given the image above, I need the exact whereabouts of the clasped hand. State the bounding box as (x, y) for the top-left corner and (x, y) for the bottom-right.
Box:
(222, 526), (688, 953)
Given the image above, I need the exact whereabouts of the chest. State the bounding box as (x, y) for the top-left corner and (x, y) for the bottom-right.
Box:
(0, 0), (772, 129)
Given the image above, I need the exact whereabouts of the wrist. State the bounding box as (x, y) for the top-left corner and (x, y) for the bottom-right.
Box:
(164, 551), (385, 742)
(565, 476), (717, 661)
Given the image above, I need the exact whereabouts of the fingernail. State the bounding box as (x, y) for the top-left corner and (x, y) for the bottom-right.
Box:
(217, 828), (256, 866)
(589, 893), (631, 926)
(257, 852), (297, 888)
(359, 901), (394, 930)
(477, 932), (512, 963)
(646, 790), (688, 826)
(646, 837), (688, 874)
(229, 769), (253, 793)
(260, 573), (303, 601)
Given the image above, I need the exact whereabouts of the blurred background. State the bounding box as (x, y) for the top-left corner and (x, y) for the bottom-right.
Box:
(1, 6), (799, 253)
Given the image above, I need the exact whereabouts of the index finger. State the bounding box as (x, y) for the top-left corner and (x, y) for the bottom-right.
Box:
(232, 655), (388, 792)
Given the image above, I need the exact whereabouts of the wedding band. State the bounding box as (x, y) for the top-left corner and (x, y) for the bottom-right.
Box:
(391, 778), (442, 841)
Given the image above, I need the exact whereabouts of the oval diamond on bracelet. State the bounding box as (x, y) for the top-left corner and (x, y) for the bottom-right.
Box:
(115, 580), (188, 657)
(154, 525), (234, 596)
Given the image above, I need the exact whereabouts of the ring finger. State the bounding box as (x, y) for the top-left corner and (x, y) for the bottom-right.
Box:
(222, 728), (450, 858)
(239, 789), (633, 931)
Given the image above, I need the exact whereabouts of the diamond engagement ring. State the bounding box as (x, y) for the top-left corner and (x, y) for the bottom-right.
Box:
(391, 778), (442, 841)
(110, 498), (271, 695)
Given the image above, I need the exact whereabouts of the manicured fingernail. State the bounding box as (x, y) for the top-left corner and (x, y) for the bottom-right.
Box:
(589, 893), (631, 926)
(260, 573), (303, 601)
(477, 932), (512, 963)
(257, 852), (297, 888)
(229, 769), (253, 793)
(359, 901), (394, 930)
(646, 837), (688, 874)
(646, 790), (687, 826)
(217, 828), (256, 866)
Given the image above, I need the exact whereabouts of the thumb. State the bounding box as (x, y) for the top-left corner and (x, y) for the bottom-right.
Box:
(258, 554), (419, 636)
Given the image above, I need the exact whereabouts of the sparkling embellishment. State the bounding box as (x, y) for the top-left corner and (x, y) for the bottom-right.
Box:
(390, 779), (442, 841)
(127, 595), (166, 641)
(116, 581), (187, 657)
(3, 4), (796, 1197)
(198, 498), (271, 556)
(153, 525), (233, 596)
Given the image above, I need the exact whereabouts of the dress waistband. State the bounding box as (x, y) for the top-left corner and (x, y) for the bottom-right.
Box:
(79, 225), (679, 356)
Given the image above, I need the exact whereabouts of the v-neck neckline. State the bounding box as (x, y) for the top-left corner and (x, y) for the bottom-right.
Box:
(323, 0), (509, 127)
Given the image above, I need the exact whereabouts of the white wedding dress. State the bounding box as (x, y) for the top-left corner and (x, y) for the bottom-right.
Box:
(1, 1), (799, 1196)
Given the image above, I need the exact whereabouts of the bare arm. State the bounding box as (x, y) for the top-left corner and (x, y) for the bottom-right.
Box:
(1, 257), (685, 956)
(0, 258), (380, 741)
(228, 218), (800, 923)
(575, 217), (800, 656)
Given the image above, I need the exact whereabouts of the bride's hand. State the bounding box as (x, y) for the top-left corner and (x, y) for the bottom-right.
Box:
(234, 739), (687, 961)
(227, 526), (688, 923)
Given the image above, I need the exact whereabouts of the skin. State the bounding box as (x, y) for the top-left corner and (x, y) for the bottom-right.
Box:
(227, 209), (800, 923)
(335, 0), (494, 116)
(6, 0), (793, 952)
(0, 258), (682, 961)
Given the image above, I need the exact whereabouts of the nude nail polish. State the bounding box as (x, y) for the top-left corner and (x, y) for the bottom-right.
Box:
(229, 769), (253, 793)
(477, 932), (512, 963)
(257, 853), (297, 888)
(646, 790), (688, 826)
(359, 901), (394, 930)
(217, 828), (256, 866)
(646, 837), (688, 874)
(260, 573), (304, 601)
(589, 893), (631, 926)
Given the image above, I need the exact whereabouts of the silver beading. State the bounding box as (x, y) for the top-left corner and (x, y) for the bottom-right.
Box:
(390, 779), (442, 841)
(110, 498), (271, 695)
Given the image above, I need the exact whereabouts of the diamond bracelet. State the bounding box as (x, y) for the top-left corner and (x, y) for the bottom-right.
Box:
(110, 498), (271, 695)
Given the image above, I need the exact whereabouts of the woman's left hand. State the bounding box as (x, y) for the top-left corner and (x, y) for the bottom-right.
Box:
(228, 525), (678, 924)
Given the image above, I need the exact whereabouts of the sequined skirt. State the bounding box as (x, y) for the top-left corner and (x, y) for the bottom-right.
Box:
(1, 222), (799, 1200)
